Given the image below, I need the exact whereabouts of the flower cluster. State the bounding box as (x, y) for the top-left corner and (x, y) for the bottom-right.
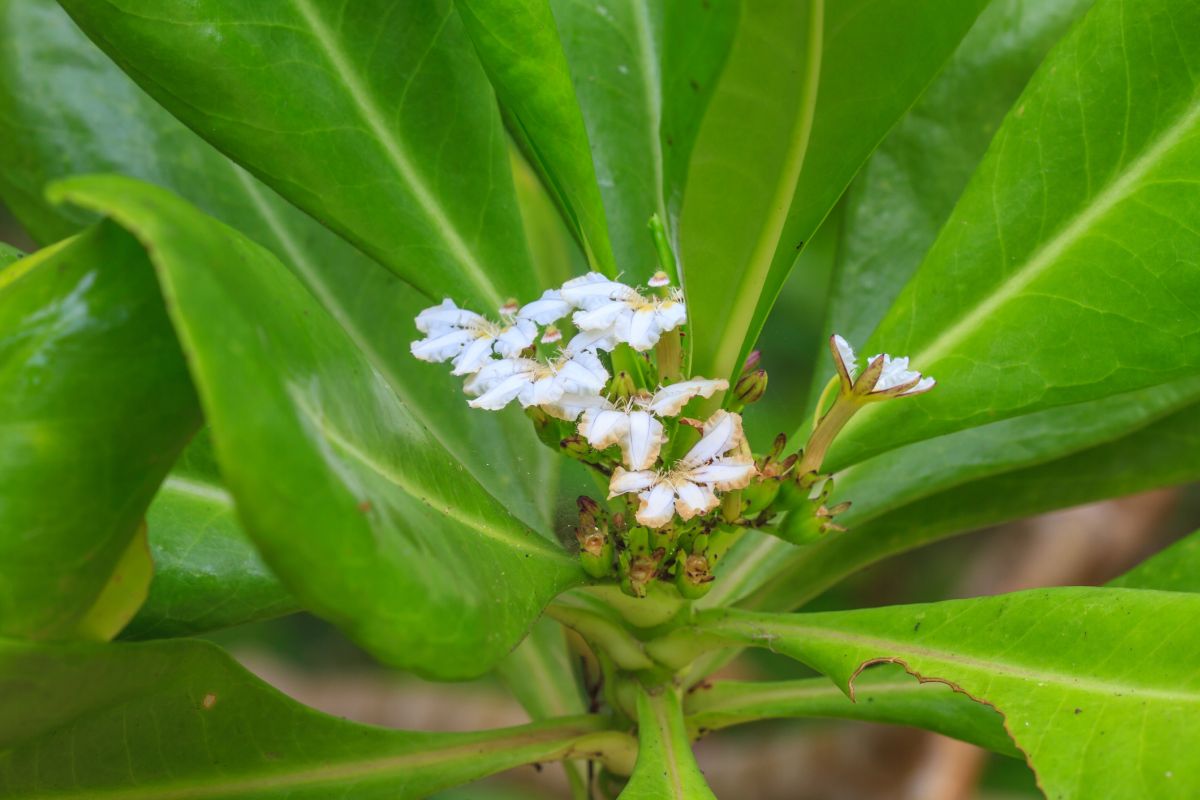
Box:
(411, 272), (758, 531)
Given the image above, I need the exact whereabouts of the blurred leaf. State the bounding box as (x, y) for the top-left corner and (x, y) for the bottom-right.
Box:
(122, 434), (299, 640)
(0, 223), (199, 640)
(681, 0), (987, 385)
(743, 396), (1200, 612)
(548, 0), (737, 281)
(684, 664), (1018, 757)
(830, 0), (1200, 468)
(1110, 529), (1200, 592)
(619, 687), (715, 800)
(0, 0), (557, 535)
(56, 0), (536, 310)
(455, 0), (615, 275)
(0, 242), (21, 266)
(818, 0), (1095, 366)
(52, 175), (582, 679)
(0, 637), (611, 799)
(675, 588), (1200, 799)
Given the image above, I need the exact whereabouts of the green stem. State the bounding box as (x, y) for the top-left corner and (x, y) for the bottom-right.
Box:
(810, 374), (839, 432)
(548, 602), (656, 671)
(647, 214), (678, 278)
(797, 394), (860, 476)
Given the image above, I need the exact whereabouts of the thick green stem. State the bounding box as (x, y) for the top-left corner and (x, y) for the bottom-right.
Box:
(547, 601), (656, 671)
(797, 395), (860, 476)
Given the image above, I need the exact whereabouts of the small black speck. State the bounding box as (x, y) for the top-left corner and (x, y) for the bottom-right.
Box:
(795, 241), (805, 251)
(689, 79), (700, 92)
(1074, 708), (1082, 715)
(913, 622), (921, 632)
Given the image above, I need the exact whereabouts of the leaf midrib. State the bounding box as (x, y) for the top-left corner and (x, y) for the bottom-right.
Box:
(737, 618), (1200, 703)
(289, 0), (503, 307)
(900, 94), (1200, 371)
(8, 722), (597, 800)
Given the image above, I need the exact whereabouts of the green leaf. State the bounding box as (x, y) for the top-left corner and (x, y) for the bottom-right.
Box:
(121, 434), (299, 640)
(681, 0), (988, 385)
(454, 0), (615, 275)
(0, 0), (557, 535)
(0, 223), (199, 640)
(0, 241), (21, 267)
(1110, 528), (1200, 593)
(742, 394), (1200, 613)
(51, 175), (582, 679)
(0, 637), (615, 799)
(683, 665), (1018, 757)
(668, 588), (1200, 799)
(548, 0), (737, 281)
(56, 0), (536, 310)
(73, 522), (154, 642)
(819, 0), (1095, 362)
(619, 687), (715, 800)
(829, 0), (1200, 468)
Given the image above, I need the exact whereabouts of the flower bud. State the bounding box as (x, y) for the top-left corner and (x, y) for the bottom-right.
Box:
(720, 490), (743, 524)
(732, 369), (768, 406)
(579, 532), (615, 578)
(675, 552), (714, 599)
(742, 479), (781, 516)
(560, 434), (592, 460)
(741, 350), (762, 373)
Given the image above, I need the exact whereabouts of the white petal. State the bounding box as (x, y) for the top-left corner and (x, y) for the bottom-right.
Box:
(899, 376), (936, 396)
(469, 373), (530, 410)
(621, 411), (665, 470)
(833, 334), (858, 382)
(579, 408), (630, 450)
(555, 352), (608, 394)
(410, 328), (473, 362)
(655, 299), (687, 332)
(636, 482), (677, 528)
(679, 410), (743, 468)
(560, 272), (635, 309)
(687, 456), (757, 491)
(644, 378), (729, 417)
(608, 467), (659, 497)
(494, 318), (536, 357)
(523, 375), (566, 408)
(543, 392), (610, 421)
(573, 300), (630, 331)
(517, 290), (572, 325)
(450, 336), (495, 375)
(415, 299), (482, 334)
(674, 480), (719, 520)
(872, 354), (922, 391)
(568, 326), (621, 353)
(466, 357), (528, 396)
(626, 307), (661, 351)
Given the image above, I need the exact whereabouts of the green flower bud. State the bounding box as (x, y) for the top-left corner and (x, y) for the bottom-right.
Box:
(607, 370), (637, 402)
(675, 551), (714, 599)
(732, 368), (768, 406)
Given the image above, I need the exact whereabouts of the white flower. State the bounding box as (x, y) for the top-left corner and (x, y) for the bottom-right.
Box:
(560, 272), (686, 351)
(608, 410), (756, 528)
(465, 350), (608, 413)
(830, 334), (935, 397)
(517, 289), (572, 326)
(576, 378), (728, 469)
(411, 299), (535, 376)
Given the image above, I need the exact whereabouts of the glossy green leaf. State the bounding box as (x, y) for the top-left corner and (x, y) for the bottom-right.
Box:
(819, 0), (1095, 362)
(56, 0), (536, 310)
(0, 223), (199, 640)
(744, 396), (1200, 612)
(548, 0), (737, 280)
(0, 637), (614, 799)
(121, 434), (299, 640)
(682, 0), (987, 385)
(0, 0), (557, 535)
(619, 687), (715, 800)
(455, 0), (615, 275)
(51, 175), (582, 678)
(668, 588), (1200, 799)
(684, 665), (1018, 757)
(1109, 528), (1200, 593)
(829, 0), (1200, 468)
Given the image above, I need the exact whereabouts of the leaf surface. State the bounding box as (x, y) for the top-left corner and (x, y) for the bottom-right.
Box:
(681, 0), (987, 384)
(829, 0), (1200, 467)
(0, 0), (557, 534)
(0, 223), (199, 640)
(52, 175), (582, 678)
(56, 0), (536, 310)
(619, 687), (715, 800)
(677, 588), (1200, 799)
(548, 0), (737, 281)
(0, 637), (611, 799)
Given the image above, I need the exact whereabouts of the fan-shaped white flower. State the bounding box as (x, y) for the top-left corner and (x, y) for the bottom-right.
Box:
(576, 378), (729, 469)
(465, 350), (608, 413)
(830, 334), (935, 397)
(608, 410), (756, 528)
(560, 272), (687, 351)
(517, 289), (573, 326)
(411, 299), (536, 376)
